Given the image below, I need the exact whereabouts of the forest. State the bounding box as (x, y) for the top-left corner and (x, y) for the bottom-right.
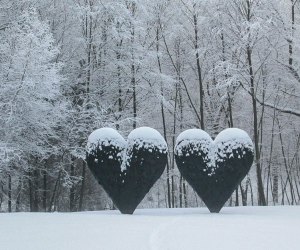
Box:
(0, 0), (299, 212)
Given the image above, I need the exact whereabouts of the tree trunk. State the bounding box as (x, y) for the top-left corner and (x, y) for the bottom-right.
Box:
(116, 26), (123, 130)
(78, 161), (86, 211)
(48, 170), (61, 212)
(289, 0), (295, 66)
(156, 27), (171, 208)
(179, 175), (183, 208)
(43, 163), (47, 212)
(29, 171), (33, 212)
(278, 121), (295, 204)
(183, 181), (187, 207)
(15, 177), (22, 212)
(70, 158), (76, 212)
(267, 108), (276, 205)
(130, 3), (137, 129)
(247, 46), (266, 206)
(193, 11), (205, 129)
(8, 173), (12, 213)
(32, 168), (39, 212)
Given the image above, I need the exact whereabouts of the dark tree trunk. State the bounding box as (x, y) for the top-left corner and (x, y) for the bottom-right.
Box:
(289, 0), (295, 66)
(29, 173), (32, 212)
(156, 27), (171, 208)
(129, 3), (137, 129)
(8, 173), (12, 213)
(183, 180), (187, 207)
(70, 158), (76, 212)
(179, 175), (183, 208)
(193, 11), (205, 130)
(15, 177), (22, 212)
(43, 165), (47, 212)
(32, 169), (39, 212)
(247, 47), (266, 206)
(48, 170), (61, 212)
(78, 161), (86, 211)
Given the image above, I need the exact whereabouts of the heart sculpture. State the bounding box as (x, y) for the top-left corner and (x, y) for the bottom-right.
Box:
(175, 128), (254, 213)
(86, 127), (168, 214)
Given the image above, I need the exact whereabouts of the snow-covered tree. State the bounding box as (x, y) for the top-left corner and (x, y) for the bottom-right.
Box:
(0, 6), (65, 211)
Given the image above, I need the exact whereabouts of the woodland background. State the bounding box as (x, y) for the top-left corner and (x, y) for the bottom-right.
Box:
(0, 0), (299, 212)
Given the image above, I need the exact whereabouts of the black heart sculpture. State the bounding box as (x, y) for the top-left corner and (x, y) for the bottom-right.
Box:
(175, 128), (254, 213)
(86, 127), (168, 214)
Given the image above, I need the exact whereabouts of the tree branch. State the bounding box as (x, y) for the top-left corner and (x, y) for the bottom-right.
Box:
(241, 84), (300, 117)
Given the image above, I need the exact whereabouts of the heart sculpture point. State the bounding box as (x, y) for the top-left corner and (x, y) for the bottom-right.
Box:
(175, 128), (254, 213)
(86, 127), (168, 214)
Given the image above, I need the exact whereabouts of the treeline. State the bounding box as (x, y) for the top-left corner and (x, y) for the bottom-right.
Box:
(0, 0), (299, 212)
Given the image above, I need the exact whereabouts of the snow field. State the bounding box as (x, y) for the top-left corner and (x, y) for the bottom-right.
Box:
(1, 206), (299, 250)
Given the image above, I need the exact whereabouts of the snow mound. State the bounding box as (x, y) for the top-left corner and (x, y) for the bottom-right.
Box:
(121, 127), (168, 171)
(215, 128), (253, 145)
(176, 129), (211, 144)
(86, 128), (126, 154)
(175, 129), (212, 157)
(128, 127), (168, 150)
(215, 128), (254, 162)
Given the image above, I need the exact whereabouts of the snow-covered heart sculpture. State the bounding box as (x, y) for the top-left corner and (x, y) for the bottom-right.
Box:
(175, 128), (254, 213)
(86, 127), (168, 214)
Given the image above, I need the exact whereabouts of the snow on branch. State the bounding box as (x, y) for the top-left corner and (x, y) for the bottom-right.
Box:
(241, 84), (300, 118)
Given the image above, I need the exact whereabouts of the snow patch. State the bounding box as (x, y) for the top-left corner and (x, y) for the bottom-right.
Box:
(175, 129), (212, 157)
(214, 128), (253, 163)
(215, 128), (253, 145)
(121, 127), (168, 171)
(175, 129), (212, 145)
(86, 128), (126, 155)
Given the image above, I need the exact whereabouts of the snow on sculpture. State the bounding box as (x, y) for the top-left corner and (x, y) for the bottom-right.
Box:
(86, 127), (168, 214)
(175, 128), (254, 213)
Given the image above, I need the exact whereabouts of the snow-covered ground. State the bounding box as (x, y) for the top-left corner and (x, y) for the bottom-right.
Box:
(1, 206), (299, 250)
